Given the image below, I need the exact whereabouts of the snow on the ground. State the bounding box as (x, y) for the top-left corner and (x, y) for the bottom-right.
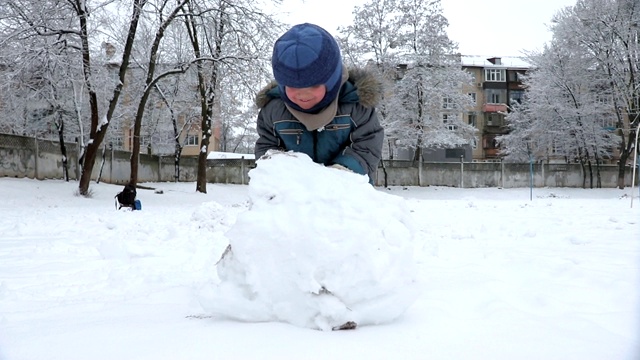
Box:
(0, 157), (639, 360)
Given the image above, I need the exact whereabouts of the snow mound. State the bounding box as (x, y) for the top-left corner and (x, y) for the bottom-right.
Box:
(199, 151), (420, 331)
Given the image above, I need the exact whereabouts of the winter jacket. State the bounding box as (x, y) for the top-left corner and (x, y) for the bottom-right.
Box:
(255, 67), (384, 181)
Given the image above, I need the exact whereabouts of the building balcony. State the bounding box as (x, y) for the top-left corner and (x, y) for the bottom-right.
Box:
(484, 148), (501, 158)
(482, 103), (508, 113)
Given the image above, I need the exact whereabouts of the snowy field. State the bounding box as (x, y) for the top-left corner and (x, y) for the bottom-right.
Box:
(1, 160), (639, 359)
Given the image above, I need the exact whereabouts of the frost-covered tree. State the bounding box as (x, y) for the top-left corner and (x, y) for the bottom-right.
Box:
(337, 0), (403, 69)
(0, 0), (150, 195)
(337, 0), (404, 161)
(506, 0), (639, 189)
(570, 0), (639, 189)
(0, 2), (96, 181)
(499, 40), (618, 188)
(152, 74), (201, 181)
(339, 0), (475, 161)
(217, 71), (259, 154)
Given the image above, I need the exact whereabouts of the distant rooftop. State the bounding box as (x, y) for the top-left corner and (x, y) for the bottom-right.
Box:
(461, 55), (531, 69)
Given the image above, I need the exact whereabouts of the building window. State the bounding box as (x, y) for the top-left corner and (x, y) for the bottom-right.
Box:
(483, 136), (499, 149)
(442, 97), (455, 109)
(509, 90), (524, 104)
(468, 113), (477, 127)
(490, 93), (500, 103)
(185, 134), (199, 146)
(114, 136), (123, 148)
(484, 68), (505, 82)
(596, 95), (612, 106)
(486, 113), (503, 126)
(443, 114), (457, 130)
(468, 71), (476, 83)
(128, 133), (151, 150)
(600, 116), (616, 129)
(140, 136), (151, 148)
(468, 93), (476, 104)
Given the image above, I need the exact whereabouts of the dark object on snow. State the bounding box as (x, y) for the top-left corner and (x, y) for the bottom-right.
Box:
(332, 321), (357, 331)
(115, 184), (138, 210)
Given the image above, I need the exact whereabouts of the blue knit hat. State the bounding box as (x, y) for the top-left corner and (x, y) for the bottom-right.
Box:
(272, 23), (343, 112)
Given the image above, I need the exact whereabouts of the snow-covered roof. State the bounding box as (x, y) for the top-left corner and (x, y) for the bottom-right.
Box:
(461, 55), (531, 69)
(207, 151), (255, 160)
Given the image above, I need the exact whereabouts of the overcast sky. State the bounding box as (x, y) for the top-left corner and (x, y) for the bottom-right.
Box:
(277, 0), (577, 56)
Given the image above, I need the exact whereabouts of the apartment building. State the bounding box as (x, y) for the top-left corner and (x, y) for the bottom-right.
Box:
(392, 55), (530, 162)
(461, 55), (529, 162)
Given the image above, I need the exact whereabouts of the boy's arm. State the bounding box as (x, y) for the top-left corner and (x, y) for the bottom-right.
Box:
(255, 108), (283, 159)
(331, 104), (384, 179)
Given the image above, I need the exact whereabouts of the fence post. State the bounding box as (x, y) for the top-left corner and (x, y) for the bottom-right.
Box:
(241, 157), (246, 185)
(418, 151), (423, 187)
(500, 158), (504, 188)
(460, 155), (464, 188)
(529, 156), (534, 201)
(34, 136), (39, 179)
(631, 128), (639, 208)
(110, 144), (114, 183)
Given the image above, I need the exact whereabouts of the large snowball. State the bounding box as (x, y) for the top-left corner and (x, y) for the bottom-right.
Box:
(200, 151), (419, 331)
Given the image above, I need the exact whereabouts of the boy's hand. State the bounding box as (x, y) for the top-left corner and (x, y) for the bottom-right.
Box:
(328, 164), (352, 172)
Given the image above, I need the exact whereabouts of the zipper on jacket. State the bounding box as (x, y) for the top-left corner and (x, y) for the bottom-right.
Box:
(279, 129), (303, 145)
(313, 131), (318, 162)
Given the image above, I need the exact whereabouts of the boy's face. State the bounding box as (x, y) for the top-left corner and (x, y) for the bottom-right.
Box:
(285, 85), (326, 110)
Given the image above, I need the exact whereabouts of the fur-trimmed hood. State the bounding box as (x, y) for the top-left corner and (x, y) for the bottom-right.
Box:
(255, 67), (383, 109)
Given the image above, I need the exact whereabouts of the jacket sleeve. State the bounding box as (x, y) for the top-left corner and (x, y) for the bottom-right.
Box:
(330, 104), (384, 182)
(254, 105), (284, 159)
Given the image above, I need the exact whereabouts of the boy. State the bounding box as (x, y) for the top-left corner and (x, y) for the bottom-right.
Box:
(255, 23), (384, 183)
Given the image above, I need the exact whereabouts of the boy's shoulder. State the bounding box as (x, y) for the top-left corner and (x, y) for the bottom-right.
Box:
(256, 80), (281, 109)
(255, 67), (383, 110)
(343, 67), (383, 108)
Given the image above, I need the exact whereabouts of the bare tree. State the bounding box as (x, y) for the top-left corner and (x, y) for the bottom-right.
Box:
(153, 78), (200, 181)
(0, 0), (152, 194)
(182, 0), (280, 193)
(125, 0), (190, 186)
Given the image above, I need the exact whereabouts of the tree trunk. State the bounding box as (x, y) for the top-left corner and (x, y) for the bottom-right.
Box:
(579, 160), (586, 189)
(380, 159), (388, 188)
(78, 0), (148, 194)
(595, 157), (602, 188)
(129, 0), (188, 187)
(616, 130), (634, 189)
(186, 2), (226, 194)
(55, 118), (69, 182)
